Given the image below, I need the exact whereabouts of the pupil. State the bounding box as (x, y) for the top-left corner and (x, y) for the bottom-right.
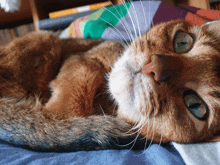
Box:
(177, 41), (187, 47)
(189, 103), (201, 109)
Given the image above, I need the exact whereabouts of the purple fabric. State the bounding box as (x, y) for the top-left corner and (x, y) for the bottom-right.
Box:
(153, 3), (188, 25)
(177, 4), (200, 13)
(102, 1), (161, 41)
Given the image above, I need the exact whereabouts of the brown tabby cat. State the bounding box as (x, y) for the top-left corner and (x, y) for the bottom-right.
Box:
(0, 19), (220, 151)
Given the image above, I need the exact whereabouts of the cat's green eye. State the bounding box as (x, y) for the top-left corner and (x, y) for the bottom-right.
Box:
(174, 31), (194, 53)
(183, 90), (208, 120)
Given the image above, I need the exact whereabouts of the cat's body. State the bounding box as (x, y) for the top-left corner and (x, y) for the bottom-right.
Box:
(0, 19), (220, 151)
(0, 31), (134, 151)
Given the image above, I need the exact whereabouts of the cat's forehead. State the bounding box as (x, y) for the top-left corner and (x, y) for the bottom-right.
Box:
(147, 20), (191, 38)
(147, 20), (220, 64)
(147, 20), (218, 45)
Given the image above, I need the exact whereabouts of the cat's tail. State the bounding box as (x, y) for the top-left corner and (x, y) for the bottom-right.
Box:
(0, 98), (139, 151)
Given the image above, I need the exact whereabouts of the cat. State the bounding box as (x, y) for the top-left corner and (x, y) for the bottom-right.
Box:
(0, 19), (220, 151)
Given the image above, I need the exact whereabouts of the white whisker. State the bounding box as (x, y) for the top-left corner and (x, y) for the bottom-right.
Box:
(99, 17), (130, 46)
(128, 131), (141, 151)
(124, 0), (138, 40)
(131, 118), (152, 156)
(148, 0), (154, 43)
(122, 114), (147, 137)
(103, 3), (133, 42)
(123, 126), (141, 136)
(140, 0), (147, 30)
(112, 37), (128, 49)
(157, 113), (164, 150)
(129, 0), (142, 44)
(120, 0), (137, 49)
(110, 2), (134, 43)
(112, 101), (118, 114)
(147, 105), (156, 148)
(118, 2), (136, 43)
(99, 105), (106, 116)
(118, 129), (141, 148)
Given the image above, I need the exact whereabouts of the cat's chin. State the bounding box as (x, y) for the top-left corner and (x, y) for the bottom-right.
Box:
(108, 51), (154, 123)
(108, 55), (135, 113)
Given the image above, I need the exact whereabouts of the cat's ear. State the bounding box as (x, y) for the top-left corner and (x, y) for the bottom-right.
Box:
(201, 21), (220, 37)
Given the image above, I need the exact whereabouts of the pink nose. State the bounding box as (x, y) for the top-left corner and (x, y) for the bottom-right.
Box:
(142, 55), (172, 82)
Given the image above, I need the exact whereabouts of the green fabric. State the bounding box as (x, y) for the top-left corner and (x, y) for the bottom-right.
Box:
(83, 2), (131, 38)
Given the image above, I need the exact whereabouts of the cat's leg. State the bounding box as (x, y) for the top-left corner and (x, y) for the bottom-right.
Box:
(0, 32), (63, 102)
(0, 31), (105, 103)
(60, 38), (104, 62)
(44, 55), (107, 119)
(44, 40), (125, 119)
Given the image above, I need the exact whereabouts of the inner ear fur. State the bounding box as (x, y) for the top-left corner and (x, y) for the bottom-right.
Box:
(201, 21), (220, 36)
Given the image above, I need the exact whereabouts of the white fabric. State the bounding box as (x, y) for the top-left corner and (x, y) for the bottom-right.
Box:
(0, 0), (21, 12)
(172, 142), (220, 165)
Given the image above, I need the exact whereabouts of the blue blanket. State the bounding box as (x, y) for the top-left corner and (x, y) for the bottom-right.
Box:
(0, 140), (185, 165)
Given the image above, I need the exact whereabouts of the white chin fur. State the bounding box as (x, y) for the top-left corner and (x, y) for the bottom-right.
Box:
(108, 51), (152, 123)
(108, 55), (135, 110)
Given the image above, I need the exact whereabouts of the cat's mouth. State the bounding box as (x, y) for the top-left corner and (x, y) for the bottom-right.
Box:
(133, 71), (161, 111)
(134, 69), (142, 74)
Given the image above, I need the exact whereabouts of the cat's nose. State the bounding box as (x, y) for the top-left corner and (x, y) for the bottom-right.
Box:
(142, 55), (172, 82)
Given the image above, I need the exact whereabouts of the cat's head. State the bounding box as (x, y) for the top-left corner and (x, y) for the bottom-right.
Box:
(108, 19), (220, 143)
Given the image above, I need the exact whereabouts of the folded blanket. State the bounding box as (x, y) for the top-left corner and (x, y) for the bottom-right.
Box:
(173, 142), (220, 165)
(0, 142), (185, 165)
(59, 1), (220, 40)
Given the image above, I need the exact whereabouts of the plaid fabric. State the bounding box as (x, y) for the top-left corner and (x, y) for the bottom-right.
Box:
(59, 1), (220, 40)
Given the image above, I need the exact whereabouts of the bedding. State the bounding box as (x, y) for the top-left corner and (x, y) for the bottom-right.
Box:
(173, 142), (220, 165)
(1, 1), (220, 165)
(0, 141), (185, 165)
